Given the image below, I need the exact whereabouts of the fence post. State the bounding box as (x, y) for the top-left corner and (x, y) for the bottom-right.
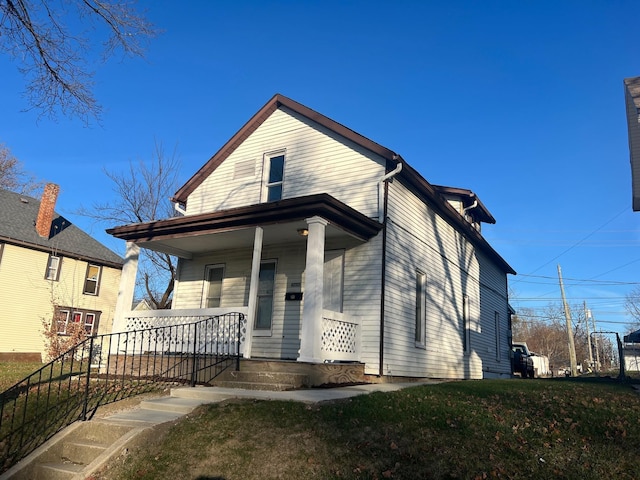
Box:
(81, 336), (95, 421)
(236, 314), (242, 371)
(190, 323), (198, 387)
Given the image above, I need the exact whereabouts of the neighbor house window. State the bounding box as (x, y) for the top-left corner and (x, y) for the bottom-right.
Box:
(462, 294), (470, 354)
(83, 264), (102, 295)
(415, 271), (426, 346)
(255, 261), (276, 330)
(264, 152), (285, 202)
(495, 312), (501, 361)
(55, 307), (101, 336)
(45, 254), (61, 281)
(324, 250), (344, 313)
(203, 264), (224, 308)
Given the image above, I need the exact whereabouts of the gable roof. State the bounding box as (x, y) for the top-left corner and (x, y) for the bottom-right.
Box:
(170, 94), (515, 275)
(0, 188), (124, 268)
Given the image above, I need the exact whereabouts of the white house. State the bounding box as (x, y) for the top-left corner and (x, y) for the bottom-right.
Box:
(107, 94), (516, 381)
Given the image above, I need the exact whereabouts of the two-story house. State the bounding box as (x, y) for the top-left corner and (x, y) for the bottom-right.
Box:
(108, 94), (516, 381)
(0, 184), (124, 362)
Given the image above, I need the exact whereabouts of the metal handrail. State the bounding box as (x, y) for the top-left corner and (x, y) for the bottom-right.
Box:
(0, 312), (244, 474)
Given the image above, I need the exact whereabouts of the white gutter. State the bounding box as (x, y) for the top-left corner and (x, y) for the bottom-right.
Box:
(378, 160), (403, 222)
(174, 202), (187, 215)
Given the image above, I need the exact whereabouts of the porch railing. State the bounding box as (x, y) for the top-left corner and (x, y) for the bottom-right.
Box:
(0, 312), (245, 474)
(321, 311), (360, 362)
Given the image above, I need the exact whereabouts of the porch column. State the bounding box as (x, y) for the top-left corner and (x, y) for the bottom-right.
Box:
(244, 226), (264, 358)
(298, 216), (328, 363)
(112, 241), (139, 333)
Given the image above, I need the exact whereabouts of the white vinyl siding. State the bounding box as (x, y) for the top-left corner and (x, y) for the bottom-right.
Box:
(186, 107), (386, 217)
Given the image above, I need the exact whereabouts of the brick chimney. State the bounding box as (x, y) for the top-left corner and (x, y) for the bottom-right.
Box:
(35, 183), (60, 238)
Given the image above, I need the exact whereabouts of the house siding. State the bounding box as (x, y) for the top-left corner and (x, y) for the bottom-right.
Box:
(186, 107), (386, 218)
(0, 243), (121, 359)
(383, 181), (488, 379)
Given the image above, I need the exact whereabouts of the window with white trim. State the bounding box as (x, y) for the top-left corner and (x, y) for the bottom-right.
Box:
(263, 152), (285, 202)
(55, 307), (101, 336)
(255, 261), (276, 330)
(323, 250), (344, 313)
(495, 312), (501, 361)
(415, 271), (426, 347)
(45, 254), (61, 281)
(83, 264), (102, 295)
(203, 264), (224, 308)
(462, 294), (470, 354)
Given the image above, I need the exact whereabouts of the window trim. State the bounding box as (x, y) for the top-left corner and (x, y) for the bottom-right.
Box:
(55, 306), (101, 336)
(202, 264), (225, 308)
(262, 150), (286, 202)
(415, 270), (426, 348)
(462, 294), (470, 354)
(83, 263), (102, 296)
(254, 259), (277, 335)
(45, 254), (62, 281)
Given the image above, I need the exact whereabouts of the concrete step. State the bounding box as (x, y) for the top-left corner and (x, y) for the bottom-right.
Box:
(35, 461), (84, 480)
(214, 370), (309, 389)
(60, 439), (107, 466)
(139, 396), (204, 414)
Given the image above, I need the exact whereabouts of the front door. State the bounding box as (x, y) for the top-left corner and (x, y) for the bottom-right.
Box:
(255, 261), (276, 331)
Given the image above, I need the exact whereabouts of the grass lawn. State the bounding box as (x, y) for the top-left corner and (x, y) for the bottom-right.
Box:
(0, 362), (44, 392)
(91, 377), (640, 480)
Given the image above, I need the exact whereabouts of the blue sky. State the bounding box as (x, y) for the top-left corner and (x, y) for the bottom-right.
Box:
(1, 1), (639, 334)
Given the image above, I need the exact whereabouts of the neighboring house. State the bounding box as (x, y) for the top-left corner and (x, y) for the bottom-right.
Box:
(623, 76), (640, 211)
(0, 184), (124, 361)
(624, 329), (640, 372)
(108, 94), (516, 380)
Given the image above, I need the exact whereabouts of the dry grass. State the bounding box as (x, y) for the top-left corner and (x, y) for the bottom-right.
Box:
(92, 377), (640, 480)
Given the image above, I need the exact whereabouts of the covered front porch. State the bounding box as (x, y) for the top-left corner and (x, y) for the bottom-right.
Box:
(108, 194), (383, 366)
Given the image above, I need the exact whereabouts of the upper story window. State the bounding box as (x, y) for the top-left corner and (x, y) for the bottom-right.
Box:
(264, 152), (285, 202)
(83, 264), (102, 295)
(46, 254), (61, 281)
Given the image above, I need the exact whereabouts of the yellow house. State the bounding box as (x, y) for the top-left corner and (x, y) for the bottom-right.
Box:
(0, 184), (123, 362)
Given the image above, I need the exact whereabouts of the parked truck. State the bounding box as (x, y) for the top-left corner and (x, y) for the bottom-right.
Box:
(511, 342), (535, 378)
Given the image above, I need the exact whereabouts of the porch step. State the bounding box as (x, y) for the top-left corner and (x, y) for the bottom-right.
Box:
(213, 371), (309, 391)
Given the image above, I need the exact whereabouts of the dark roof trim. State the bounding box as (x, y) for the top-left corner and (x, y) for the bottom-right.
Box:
(433, 185), (496, 224)
(172, 94), (402, 204)
(0, 236), (124, 269)
(108, 194), (383, 243)
(397, 162), (516, 275)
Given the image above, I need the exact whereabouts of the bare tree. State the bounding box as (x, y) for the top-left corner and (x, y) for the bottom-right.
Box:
(0, 0), (156, 123)
(625, 286), (640, 333)
(80, 141), (180, 308)
(0, 143), (42, 194)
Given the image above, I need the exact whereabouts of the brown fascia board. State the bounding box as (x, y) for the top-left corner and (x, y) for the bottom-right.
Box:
(0, 235), (124, 270)
(171, 94), (401, 204)
(624, 77), (640, 111)
(397, 163), (516, 275)
(432, 185), (496, 224)
(107, 194), (382, 243)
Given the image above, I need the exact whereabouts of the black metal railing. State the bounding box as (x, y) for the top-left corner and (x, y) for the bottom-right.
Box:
(0, 312), (244, 474)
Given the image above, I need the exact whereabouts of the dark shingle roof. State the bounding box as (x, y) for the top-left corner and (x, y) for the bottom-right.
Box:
(0, 188), (123, 268)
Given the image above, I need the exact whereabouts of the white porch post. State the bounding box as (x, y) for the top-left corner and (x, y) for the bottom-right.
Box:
(298, 216), (328, 363)
(244, 226), (264, 358)
(112, 241), (139, 333)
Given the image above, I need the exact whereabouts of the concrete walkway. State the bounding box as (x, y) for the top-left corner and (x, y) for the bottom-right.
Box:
(1, 382), (433, 480)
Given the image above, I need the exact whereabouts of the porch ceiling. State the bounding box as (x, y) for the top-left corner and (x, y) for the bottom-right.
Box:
(107, 193), (383, 259)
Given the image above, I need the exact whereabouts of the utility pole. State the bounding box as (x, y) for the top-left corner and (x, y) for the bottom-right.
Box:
(591, 310), (601, 372)
(584, 302), (594, 371)
(558, 264), (578, 376)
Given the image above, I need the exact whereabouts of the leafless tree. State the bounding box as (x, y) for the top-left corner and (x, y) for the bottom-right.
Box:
(0, 0), (156, 123)
(79, 141), (180, 308)
(625, 286), (640, 333)
(0, 143), (42, 194)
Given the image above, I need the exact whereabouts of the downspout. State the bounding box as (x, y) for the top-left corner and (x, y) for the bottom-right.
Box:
(174, 201), (187, 216)
(378, 158), (402, 377)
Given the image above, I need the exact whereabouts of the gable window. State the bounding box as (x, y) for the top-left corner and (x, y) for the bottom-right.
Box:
(415, 271), (426, 347)
(324, 250), (344, 313)
(264, 152), (285, 202)
(462, 294), (470, 354)
(203, 264), (224, 308)
(45, 254), (61, 281)
(255, 261), (276, 330)
(83, 264), (102, 295)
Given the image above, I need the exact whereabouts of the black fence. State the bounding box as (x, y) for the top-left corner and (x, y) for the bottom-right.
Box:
(0, 312), (244, 474)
